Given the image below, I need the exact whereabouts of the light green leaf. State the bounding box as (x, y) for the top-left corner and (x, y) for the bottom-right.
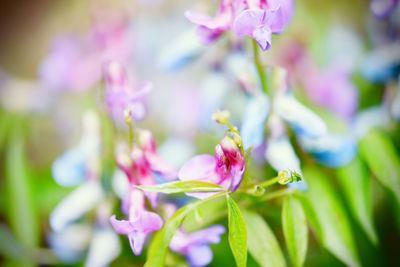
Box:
(183, 197), (227, 232)
(242, 209), (286, 267)
(144, 192), (225, 267)
(359, 129), (400, 204)
(137, 181), (225, 194)
(282, 194), (308, 267)
(304, 167), (360, 267)
(337, 157), (378, 245)
(226, 194), (247, 267)
(4, 125), (38, 266)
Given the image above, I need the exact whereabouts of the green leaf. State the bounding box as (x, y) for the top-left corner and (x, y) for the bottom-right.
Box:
(183, 197), (227, 232)
(242, 210), (286, 267)
(337, 157), (378, 245)
(144, 192), (225, 267)
(4, 124), (38, 266)
(136, 181), (225, 194)
(282, 194), (308, 267)
(359, 129), (400, 204)
(304, 167), (360, 267)
(226, 194), (247, 267)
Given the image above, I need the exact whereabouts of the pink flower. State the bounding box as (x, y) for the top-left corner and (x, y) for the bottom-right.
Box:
(178, 134), (245, 199)
(110, 189), (163, 256)
(185, 0), (242, 44)
(103, 61), (152, 124)
(233, 0), (295, 51)
(170, 225), (225, 267)
(116, 129), (178, 209)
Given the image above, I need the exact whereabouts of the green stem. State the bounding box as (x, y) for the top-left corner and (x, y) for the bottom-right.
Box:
(257, 176), (280, 188)
(252, 39), (268, 94)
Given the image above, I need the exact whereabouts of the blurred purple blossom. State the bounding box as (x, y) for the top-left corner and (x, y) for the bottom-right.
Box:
(39, 14), (133, 92)
(103, 61), (152, 124)
(170, 225), (225, 267)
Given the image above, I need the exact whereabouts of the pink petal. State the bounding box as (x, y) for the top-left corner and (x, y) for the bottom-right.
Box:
(109, 215), (134, 235)
(128, 231), (146, 256)
(178, 155), (223, 199)
(184, 8), (232, 30)
(146, 152), (178, 180)
(220, 136), (245, 192)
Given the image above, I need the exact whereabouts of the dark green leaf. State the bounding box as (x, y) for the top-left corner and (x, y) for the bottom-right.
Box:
(337, 157), (378, 245)
(136, 181), (225, 194)
(226, 194), (247, 267)
(242, 210), (286, 267)
(304, 167), (360, 267)
(282, 194), (308, 267)
(144, 192), (225, 267)
(359, 129), (400, 204)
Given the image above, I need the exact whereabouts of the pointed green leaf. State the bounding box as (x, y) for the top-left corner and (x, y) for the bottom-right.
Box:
(4, 125), (38, 266)
(226, 194), (247, 267)
(282, 194), (308, 267)
(144, 192), (225, 267)
(136, 181), (225, 194)
(337, 157), (378, 245)
(359, 129), (400, 204)
(242, 210), (286, 267)
(304, 167), (360, 267)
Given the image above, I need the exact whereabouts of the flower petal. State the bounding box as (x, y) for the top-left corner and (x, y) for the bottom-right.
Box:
(265, 136), (301, 175)
(188, 225), (226, 246)
(253, 26), (272, 51)
(129, 231), (146, 256)
(50, 181), (104, 232)
(186, 245), (213, 267)
(85, 227), (121, 267)
(274, 94), (327, 138)
(220, 136), (246, 192)
(233, 9), (266, 37)
(299, 133), (358, 168)
(109, 215), (134, 235)
(240, 92), (270, 149)
(178, 155), (222, 199)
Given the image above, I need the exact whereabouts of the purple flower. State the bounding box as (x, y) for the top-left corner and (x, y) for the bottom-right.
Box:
(110, 189), (163, 256)
(39, 15), (133, 92)
(170, 225), (225, 267)
(302, 63), (358, 120)
(233, 0), (295, 51)
(103, 62), (152, 124)
(370, 0), (399, 19)
(178, 134), (245, 199)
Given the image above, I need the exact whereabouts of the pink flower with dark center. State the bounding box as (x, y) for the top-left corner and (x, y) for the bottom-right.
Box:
(178, 134), (245, 199)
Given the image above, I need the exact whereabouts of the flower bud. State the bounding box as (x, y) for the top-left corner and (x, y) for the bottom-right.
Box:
(278, 170), (302, 184)
(212, 110), (231, 125)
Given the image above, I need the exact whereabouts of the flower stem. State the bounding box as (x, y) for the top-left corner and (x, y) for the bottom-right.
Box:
(252, 39), (268, 94)
(257, 176), (280, 188)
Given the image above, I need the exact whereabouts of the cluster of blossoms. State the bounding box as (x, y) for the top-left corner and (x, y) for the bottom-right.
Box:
(44, 0), (400, 266)
(186, 0), (294, 51)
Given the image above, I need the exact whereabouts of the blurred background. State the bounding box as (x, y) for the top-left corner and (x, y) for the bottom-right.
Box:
(0, 0), (399, 266)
